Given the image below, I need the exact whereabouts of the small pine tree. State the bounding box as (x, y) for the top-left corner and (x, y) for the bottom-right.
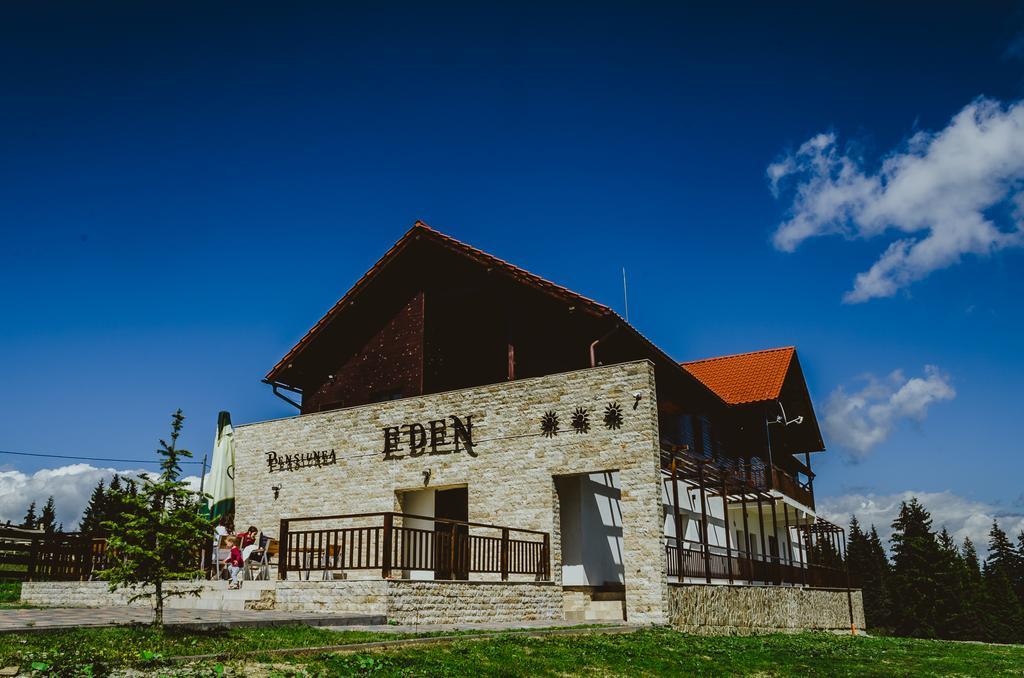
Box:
(21, 501), (37, 530)
(79, 479), (107, 536)
(39, 497), (57, 535)
(99, 410), (212, 626)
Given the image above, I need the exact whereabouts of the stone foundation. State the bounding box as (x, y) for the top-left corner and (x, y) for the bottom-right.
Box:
(21, 579), (561, 625)
(21, 581), (201, 608)
(668, 584), (865, 635)
(385, 580), (560, 624)
(274, 580), (387, 616)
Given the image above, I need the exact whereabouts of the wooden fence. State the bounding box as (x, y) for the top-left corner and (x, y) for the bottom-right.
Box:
(0, 527), (107, 582)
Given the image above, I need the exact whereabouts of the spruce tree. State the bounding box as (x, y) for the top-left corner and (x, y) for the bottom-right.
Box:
(865, 526), (892, 628)
(889, 498), (942, 637)
(21, 501), (37, 530)
(847, 517), (891, 630)
(80, 479), (107, 536)
(933, 527), (971, 639)
(981, 521), (1024, 644)
(39, 496), (57, 535)
(99, 410), (212, 627)
(959, 537), (985, 640)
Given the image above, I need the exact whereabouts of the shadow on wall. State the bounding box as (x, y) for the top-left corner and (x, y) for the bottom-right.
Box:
(557, 471), (624, 587)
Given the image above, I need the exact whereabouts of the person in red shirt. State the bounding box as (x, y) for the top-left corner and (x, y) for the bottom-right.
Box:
(236, 526), (258, 549)
(223, 536), (244, 589)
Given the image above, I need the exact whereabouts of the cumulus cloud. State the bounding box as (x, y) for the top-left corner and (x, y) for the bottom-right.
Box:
(823, 365), (955, 460)
(0, 464), (208, 531)
(818, 490), (1024, 558)
(768, 98), (1024, 302)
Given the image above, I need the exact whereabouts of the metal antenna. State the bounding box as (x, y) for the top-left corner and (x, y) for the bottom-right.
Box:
(622, 266), (630, 323)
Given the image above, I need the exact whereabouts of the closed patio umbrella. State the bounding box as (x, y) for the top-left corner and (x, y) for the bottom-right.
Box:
(206, 411), (235, 524)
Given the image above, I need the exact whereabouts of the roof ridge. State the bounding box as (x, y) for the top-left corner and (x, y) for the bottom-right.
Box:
(681, 345), (795, 366)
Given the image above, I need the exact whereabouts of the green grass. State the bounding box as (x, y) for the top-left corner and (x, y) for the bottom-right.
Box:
(0, 625), (1021, 676)
(0, 580), (22, 608)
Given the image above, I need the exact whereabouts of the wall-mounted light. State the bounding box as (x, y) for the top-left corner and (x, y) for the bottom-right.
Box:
(632, 392), (643, 409)
(272, 486), (281, 500)
(422, 469), (431, 486)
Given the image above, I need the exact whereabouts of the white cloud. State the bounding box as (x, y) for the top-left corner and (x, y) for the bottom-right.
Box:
(823, 365), (955, 460)
(768, 98), (1024, 302)
(0, 464), (209, 531)
(818, 490), (1024, 558)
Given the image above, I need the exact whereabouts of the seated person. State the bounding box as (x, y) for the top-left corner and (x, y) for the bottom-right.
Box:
(236, 525), (258, 548)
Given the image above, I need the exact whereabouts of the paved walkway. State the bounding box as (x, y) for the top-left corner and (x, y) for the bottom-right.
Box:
(0, 608), (382, 633)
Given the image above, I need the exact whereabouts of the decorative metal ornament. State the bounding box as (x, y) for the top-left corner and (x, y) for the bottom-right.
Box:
(603, 402), (623, 430)
(571, 407), (590, 434)
(540, 410), (560, 437)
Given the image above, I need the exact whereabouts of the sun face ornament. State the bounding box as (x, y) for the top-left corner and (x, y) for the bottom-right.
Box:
(603, 402), (623, 430)
(571, 407), (590, 434)
(540, 410), (560, 438)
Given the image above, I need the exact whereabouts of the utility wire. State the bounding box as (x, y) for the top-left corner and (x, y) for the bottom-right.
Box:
(0, 449), (204, 465)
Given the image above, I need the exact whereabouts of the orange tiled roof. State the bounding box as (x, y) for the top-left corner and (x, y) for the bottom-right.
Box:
(681, 347), (795, 405)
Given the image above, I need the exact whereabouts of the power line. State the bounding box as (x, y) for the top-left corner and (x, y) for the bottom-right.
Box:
(0, 449), (204, 465)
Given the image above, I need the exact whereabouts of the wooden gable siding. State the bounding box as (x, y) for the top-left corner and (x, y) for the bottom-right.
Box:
(301, 291), (425, 413)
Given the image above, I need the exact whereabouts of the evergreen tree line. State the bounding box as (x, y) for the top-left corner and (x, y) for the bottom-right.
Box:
(12, 475), (139, 537)
(847, 497), (1024, 644)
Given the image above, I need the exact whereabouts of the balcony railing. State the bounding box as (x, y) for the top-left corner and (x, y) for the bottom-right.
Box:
(665, 537), (852, 589)
(766, 466), (815, 509)
(278, 512), (550, 581)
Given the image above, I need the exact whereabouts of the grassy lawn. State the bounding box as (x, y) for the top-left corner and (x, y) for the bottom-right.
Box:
(0, 581), (23, 608)
(0, 625), (1021, 676)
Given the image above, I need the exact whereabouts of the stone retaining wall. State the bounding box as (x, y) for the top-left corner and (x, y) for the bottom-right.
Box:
(668, 584), (865, 635)
(385, 580), (560, 624)
(21, 581), (205, 608)
(274, 580), (387, 616)
(22, 580), (561, 625)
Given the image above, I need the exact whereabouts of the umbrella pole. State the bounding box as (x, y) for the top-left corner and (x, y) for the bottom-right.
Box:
(199, 452), (208, 579)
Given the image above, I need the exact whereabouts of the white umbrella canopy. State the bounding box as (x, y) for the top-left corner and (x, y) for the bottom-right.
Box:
(206, 411), (235, 524)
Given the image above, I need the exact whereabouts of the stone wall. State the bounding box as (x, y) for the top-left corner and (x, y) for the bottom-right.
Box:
(233, 361), (669, 624)
(668, 584), (866, 635)
(21, 581), (210, 608)
(274, 580), (388, 616)
(385, 580), (560, 625)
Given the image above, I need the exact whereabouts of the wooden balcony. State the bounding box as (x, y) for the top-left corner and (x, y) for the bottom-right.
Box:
(766, 466), (815, 509)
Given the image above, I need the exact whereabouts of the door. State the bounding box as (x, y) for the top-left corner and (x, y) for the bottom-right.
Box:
(434, 487), (469, 580)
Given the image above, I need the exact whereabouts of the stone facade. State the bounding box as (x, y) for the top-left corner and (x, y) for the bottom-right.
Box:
(233, 360), (668, 624)
(668, 584), (866, 635)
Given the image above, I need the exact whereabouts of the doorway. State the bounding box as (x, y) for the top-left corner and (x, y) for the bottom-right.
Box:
(397, 486), (469, 580)
(555, 471), (624, 587)
(434, 487), (468, 580)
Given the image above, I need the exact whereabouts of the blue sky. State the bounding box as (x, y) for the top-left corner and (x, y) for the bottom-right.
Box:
(1, 2), (1022, 541)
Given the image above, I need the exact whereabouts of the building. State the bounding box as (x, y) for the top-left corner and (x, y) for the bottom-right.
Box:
(231, 221), (862, 631)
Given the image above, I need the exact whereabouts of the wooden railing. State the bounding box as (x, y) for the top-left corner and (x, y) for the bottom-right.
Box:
(766, 467), (815, 510)
(278, 512), (550, 581)
(665, 537), (852, 589)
